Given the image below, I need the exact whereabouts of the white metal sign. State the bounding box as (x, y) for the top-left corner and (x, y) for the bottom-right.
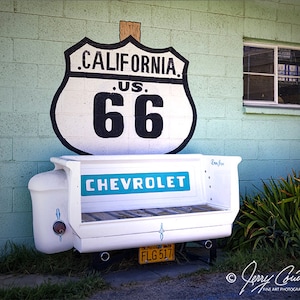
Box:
(51, 37), (196, 154)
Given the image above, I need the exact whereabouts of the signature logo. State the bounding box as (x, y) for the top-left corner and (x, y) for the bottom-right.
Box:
(211, 159), (224, 167)
(226, 260), (300, 295)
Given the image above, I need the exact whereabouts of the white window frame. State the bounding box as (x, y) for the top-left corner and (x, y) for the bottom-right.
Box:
(243, 42), (300, 109)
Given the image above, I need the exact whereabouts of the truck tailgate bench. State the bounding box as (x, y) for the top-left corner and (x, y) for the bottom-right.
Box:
(28, 154), (241, 256)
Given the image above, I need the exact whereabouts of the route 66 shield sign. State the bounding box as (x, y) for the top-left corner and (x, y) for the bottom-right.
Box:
(51, 36), (196, 155)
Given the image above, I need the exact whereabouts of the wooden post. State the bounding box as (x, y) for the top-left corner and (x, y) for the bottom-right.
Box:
(119, 21), (141, 41)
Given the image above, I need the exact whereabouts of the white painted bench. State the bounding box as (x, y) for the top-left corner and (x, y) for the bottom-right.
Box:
(28, 154), (241, 255)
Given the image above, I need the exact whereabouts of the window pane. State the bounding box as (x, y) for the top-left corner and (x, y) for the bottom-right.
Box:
(243, 74), (274, 101)
(278, 48), (300, 66)
(278, 49), (300, 81)
(243, 46), (274, 74)
(278, 48), (300, 105)
(278, 79), (300, 104)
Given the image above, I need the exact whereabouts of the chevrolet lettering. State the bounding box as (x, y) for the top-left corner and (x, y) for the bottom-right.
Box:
(81, 172), (190, 196)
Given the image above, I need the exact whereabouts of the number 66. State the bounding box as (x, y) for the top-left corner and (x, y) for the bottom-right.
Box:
(94, 92), (163, 139)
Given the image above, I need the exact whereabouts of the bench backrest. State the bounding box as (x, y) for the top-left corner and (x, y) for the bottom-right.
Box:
(53, 154), (241, 214)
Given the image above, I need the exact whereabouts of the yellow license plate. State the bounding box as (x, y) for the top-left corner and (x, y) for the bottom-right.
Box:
(138, 244), (175, 264)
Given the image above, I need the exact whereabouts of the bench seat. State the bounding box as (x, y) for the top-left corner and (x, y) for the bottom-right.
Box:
(29, 153), (241, 254)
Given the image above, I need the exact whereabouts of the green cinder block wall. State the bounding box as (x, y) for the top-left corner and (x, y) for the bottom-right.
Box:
(0, 0), (300, 249)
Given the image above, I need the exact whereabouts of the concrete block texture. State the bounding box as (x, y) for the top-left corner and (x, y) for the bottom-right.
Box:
(14, 0), (64, 17)
(38, 16), (86, 42)
(14, 39), (64, 65)
(209, 0), (244, 16)
(0, 112), (38, 136)
(277, 2), (300, 25)
(0, 12), (38, 39)
(0, 87), (13, 112)
(0, 212), (33, 238)
(245, 0), (277, 21)
(0, 37), (13, 62)
(0, 138), (13, 160)
(0, 162), (37, 188)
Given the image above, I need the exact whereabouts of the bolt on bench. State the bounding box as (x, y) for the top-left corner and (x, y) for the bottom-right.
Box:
(28, 153), (241, 264)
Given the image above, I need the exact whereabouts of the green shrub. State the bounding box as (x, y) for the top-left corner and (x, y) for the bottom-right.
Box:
(227, 170), (300, 258)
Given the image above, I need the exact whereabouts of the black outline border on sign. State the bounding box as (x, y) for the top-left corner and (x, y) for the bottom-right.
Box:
(50, 36), (197, 155)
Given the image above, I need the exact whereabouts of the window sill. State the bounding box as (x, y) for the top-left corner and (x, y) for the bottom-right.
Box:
(243, 104), (300, 116)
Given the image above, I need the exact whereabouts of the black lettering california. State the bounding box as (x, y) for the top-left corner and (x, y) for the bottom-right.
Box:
(81, 50), (176, 75)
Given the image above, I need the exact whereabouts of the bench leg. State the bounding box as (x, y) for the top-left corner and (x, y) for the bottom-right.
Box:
(180, 240), (217, 265)
(209, 239), (217, 264)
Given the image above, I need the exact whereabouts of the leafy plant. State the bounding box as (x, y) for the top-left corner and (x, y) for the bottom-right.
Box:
(227, 170), (300, 258)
